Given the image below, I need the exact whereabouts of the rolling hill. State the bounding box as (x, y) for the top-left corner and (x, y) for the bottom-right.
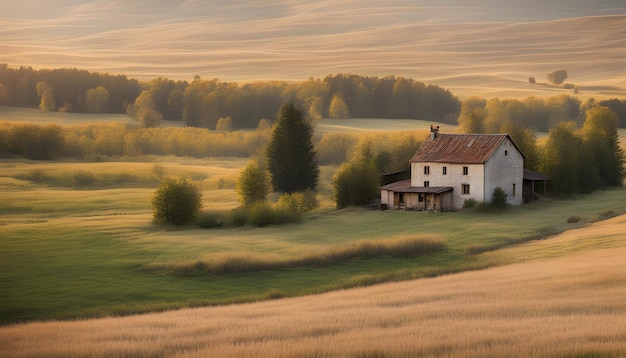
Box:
(2, 1), (625, 99)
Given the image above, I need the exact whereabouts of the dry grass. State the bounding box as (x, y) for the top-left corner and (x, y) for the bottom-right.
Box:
(2, 216), (625, 357)
(143, 236), (445, 276)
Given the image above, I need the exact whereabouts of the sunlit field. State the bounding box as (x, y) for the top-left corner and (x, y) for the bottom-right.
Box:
(2, 215), (625, 357)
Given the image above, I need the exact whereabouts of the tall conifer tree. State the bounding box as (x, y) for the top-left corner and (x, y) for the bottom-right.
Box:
(266, 102), (319, 193)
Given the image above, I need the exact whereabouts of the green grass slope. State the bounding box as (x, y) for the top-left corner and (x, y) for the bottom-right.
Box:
(1, 157), (625, 324)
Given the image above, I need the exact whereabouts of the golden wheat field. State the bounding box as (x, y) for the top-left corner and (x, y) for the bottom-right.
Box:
(2, 214), (625, 358)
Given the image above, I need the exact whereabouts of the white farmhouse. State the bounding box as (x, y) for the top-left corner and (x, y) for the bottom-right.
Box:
(380, 126), (526, 211)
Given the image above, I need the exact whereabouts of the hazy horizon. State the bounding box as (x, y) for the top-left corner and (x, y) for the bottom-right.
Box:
(2, 1), (626, 98)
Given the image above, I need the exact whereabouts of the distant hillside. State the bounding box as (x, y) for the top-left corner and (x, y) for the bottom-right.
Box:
(1, 1), (625, 99)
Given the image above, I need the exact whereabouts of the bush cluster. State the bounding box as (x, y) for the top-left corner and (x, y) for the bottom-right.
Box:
(152, 177), (202, 227)
(195, 191), (319, 229)
(566, 215), (581, 223)
(0, 122), (271, 160)
(72, 171), (95, 188)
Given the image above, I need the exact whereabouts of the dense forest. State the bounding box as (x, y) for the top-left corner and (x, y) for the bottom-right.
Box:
(1, 64), (625, 130)
(0, 64), (460, 129)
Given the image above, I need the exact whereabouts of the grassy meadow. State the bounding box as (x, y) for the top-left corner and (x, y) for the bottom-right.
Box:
(1, 111), (626, 356)
(1, 154), (626, 325)
(1, 215), (625, 357)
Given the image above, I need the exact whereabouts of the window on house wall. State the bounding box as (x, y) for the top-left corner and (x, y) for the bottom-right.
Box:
(513, 183), (516, 196)
(442, 166), (447, 175)
(462, 184), (470, 194)
(424, 181), (430, 187)
(418, 194), (424, 202)
(505, 150), (508, 156)
(463, 166), (469, 175)
(424, 166), (430, 175)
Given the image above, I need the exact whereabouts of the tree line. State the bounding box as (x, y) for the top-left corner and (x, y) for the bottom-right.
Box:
(1, 104), (623, 200)
(456, 97), (624, 196)
(0, 64), (461, 129)
(0, 119), (421, 170)
(2, 64), (625, 131)
(0, 64), (142, 113)
(456, 94), (626, 134)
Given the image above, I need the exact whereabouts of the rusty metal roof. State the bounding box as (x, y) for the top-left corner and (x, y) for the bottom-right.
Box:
(380, 179), (453, 193)
(410, 133), (522, 164)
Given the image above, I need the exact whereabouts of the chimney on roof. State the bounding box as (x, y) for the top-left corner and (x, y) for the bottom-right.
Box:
(430, 125), (439, 140)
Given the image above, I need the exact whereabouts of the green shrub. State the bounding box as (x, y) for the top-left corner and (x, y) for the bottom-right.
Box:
(24, 169), (46, 184)
(227, 208), (248, 227)
(236, 162), (270, 207)
(463, 198), (477, 209)
(567, 215), (581, 223)
(195, 211), (226, 228)
(332, 158), (380, 209)
(103, 172), (136, 185)
(246, 202), (300, 227)
(277, 190), (319, 217)
(247, 202), (276, 227)
(491, 187), (508, 209)
(72, 171), (95, 188)
(152, 164), (166, 180)
(590, 210), (617, 223)
(152, 177), (202, 227)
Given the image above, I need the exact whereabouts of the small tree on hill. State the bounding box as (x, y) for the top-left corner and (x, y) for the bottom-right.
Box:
(547, 70), (568, 85)
(152, 177), (202, 226)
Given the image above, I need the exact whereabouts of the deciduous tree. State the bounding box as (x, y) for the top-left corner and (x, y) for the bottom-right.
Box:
(547, 70), (568, 85)
(457, 96), (487, 133)
(328, 93), (349, 119)
(129, 90), (163, 128)
(36, 81), (55, 111)
(540, 122), (587, 195)
(0, 83), (12, 105)
(216, 116), (233, 132)
(85, 86), (110, 113)
(332, 153), (380, 209)
(236, 162), (270, 207)
(581, 106), (624, 186)
(152, 177), (202, 226)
